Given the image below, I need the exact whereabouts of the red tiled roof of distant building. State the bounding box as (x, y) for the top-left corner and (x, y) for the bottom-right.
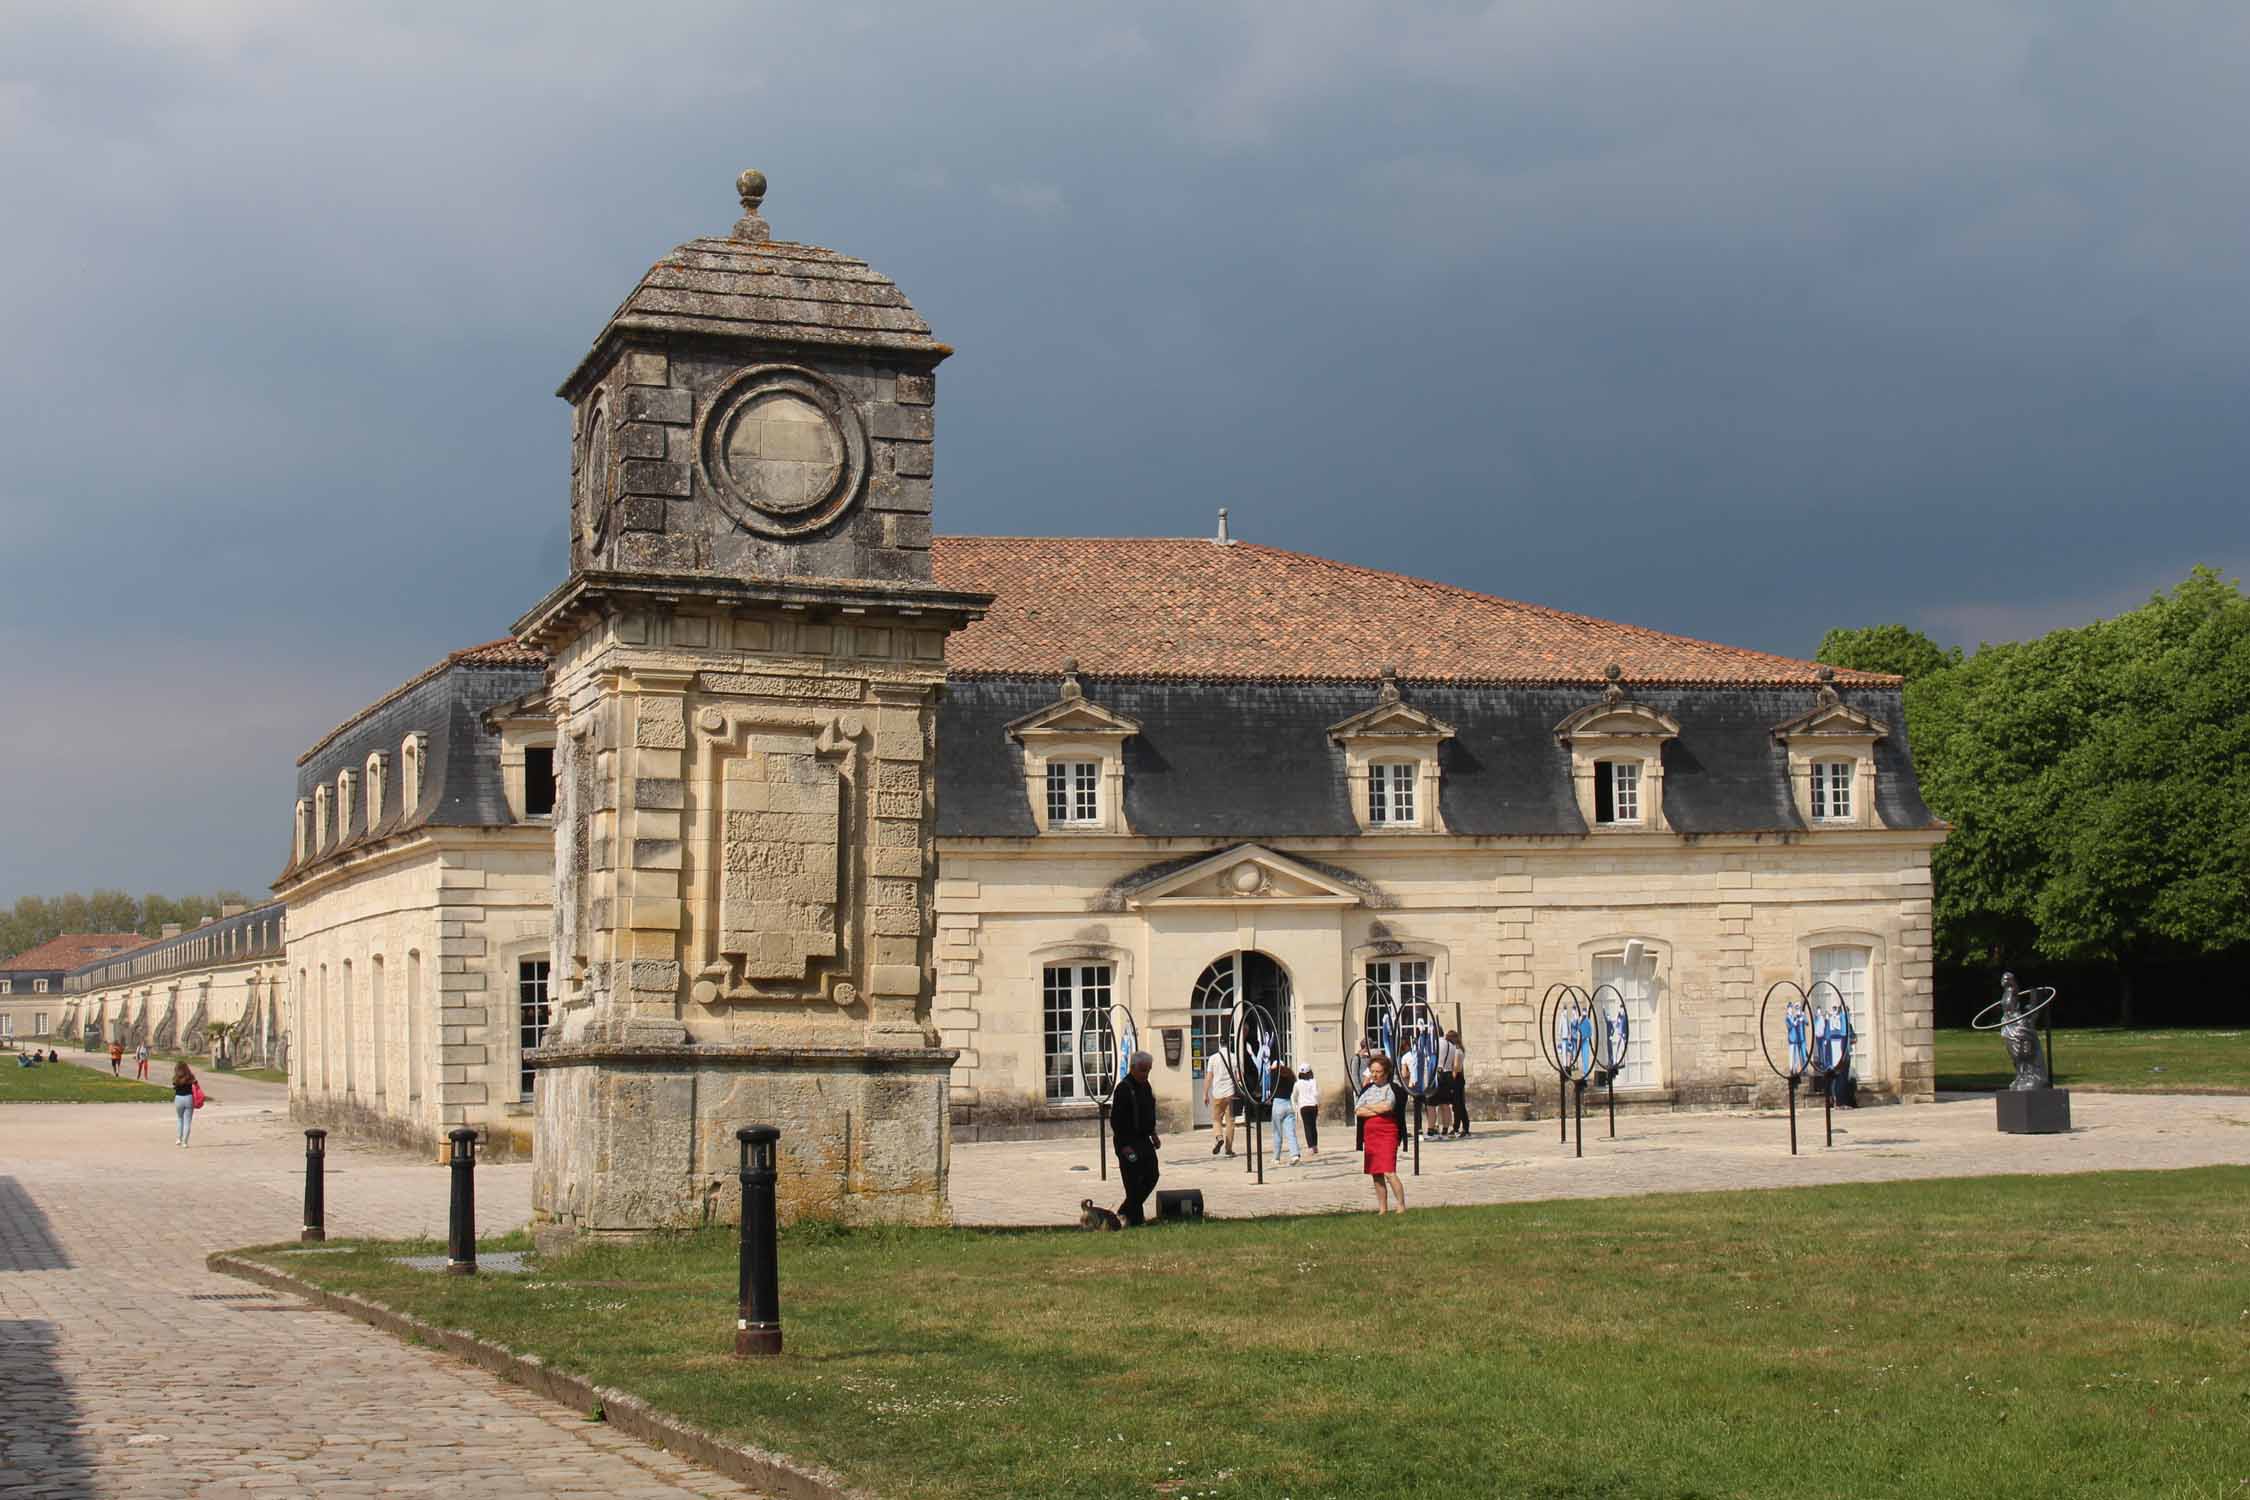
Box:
(1, 932), (148, 972)
(297, 638), (551, 765)
(930, 537), (1894, 686)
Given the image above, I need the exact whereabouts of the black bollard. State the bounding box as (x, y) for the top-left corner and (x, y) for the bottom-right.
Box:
(301, 1129), (327, 1242)
(446, 1128), (478, 1275)
(1573, 1080), (1584, 1160)
(735, 1126), (782, 1358)
(1557, 1071), (1568, 1145)
(1411, 1093), (1422, 1178)
(1787, 1076), (1799, 1156)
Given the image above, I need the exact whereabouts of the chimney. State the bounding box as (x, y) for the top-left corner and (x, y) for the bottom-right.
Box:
(1215, 507), (1232, 545)
(221, 903), (246, 918)
(161, 923), (182, 939)
(197, 915), (215, 927)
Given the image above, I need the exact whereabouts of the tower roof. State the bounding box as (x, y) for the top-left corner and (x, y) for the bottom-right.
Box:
(561, 170), (945, 396)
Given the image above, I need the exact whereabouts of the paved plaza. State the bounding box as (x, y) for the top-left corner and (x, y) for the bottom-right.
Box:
(6, 1059), (2247, 1497)
(950, 1089), (2250, 1225)
(0, 1061), (763, 1500)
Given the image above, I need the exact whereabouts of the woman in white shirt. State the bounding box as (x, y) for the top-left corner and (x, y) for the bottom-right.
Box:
(1292, 1065), (1321, 1157)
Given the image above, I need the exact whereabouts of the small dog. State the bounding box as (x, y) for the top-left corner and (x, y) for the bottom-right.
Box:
(1078, 1198), (1124, 1231)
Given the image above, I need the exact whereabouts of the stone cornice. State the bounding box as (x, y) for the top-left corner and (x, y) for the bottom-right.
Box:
(513, 569), (993, 652)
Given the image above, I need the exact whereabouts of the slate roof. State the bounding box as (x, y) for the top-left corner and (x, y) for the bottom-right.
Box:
(931, 537), (1895, 687)
(1, 933), (146, 974)
(936, 678), (1941, 839)
(565, 235), (943, 396)
(298, 639), (548, 766)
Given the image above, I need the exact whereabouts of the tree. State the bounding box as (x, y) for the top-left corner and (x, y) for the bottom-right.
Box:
(1815, 623), (1961, 684)
(1866, 568), (2250, 1019)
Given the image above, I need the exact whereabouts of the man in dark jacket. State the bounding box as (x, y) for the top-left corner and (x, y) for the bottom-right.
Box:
(1110, 1050), (1162, 1226)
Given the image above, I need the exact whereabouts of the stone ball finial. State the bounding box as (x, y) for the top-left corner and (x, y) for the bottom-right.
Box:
(732, 168), (772, 243)
(1817, 665), (1836, 683)
(1604, 662), (1623, 682)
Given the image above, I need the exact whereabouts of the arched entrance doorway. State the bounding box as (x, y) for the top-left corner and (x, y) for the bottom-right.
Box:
(1189, 951), (1293, 1125)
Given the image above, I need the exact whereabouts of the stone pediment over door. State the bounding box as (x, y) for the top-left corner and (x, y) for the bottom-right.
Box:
(1124, 844), (1372, 910)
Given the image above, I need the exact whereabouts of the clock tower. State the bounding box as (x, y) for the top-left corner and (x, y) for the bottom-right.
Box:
(516, 171), (990, 1237)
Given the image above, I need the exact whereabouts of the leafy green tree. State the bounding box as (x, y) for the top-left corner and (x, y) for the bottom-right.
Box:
(1815, 623), (1961, 683)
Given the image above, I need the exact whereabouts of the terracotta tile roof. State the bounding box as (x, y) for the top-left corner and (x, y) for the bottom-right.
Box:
(932, 537), (1894, 687)
(2, 932), (147, 973)
(297, 637), (551, 765)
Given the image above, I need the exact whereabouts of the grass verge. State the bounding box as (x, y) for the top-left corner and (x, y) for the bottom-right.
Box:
(242, 1167), (2250, 1500)
(0, 1063), (172, 1103)
(1935, 1025), (2250, 1093)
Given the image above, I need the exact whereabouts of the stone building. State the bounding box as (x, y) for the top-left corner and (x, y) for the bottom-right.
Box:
(260, 173), (1947, 1196)
(272, 640), (554, 1155)
(55, 906), (286, 1065)
(2, 932), (142, 1044)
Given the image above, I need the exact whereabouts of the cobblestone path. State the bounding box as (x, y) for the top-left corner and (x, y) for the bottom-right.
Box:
(0, 1074), (765, 1499)
(953, 1088), (2250, 1225)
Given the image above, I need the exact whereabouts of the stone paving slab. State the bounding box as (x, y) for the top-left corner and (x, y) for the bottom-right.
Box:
(950, 1090), (2250, 1226)
(0, 1091), (766, 1499)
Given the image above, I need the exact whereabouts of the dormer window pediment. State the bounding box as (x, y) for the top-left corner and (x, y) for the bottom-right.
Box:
(1551, 700), (1682, 744)
(1769, 699), (1888, 743)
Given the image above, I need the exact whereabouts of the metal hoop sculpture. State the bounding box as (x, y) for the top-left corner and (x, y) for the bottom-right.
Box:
(1758, 979), (1845, 1154)
(1970, 986), (2057, 1030)
(1226, 996), (1281, 1184)
(1538, 983), (1598, 1155)
(1588, 982), (1628, 1140)
(1078, 1002), (1140, 1181)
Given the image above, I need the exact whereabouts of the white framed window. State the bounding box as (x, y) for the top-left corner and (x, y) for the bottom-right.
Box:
(1595, 760), (1641, 825)
(1811, 760), (1854, 822)
(1810, 945), (1870, 1080)
(365, 753), (386, 831)
(1591, 948), (1660, 1089)
(0, 980), (10, 994)
(1042, 962), (1114, 1101)
(336, 771), (356, 841)
(1044, 760), (1101, 826)
(33, 979), (48, 994)
(401, 734), (424, 814)
(33, 1013), (47, 1035)
(517, 958), (552, 1103)
(1368, 761), (1418, 826)
(1363, 958), (1436, 1044)
(314, 786), (331, 852)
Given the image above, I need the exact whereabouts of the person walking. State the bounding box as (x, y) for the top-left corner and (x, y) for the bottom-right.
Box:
(1203, 1041), (1239, 1156)
(108, 1040), (124, 1076)
(1293, 1064), (1321, 1157)
(1441, 1029), (1469, 1137)
(171, 1061), (203, 1148)
(133, 1042), (150, 1081)
(1356, 1053), (1407, 1213)
(1268, 1060), (1303, 1164)
(1109, 1050), (1162, 1226)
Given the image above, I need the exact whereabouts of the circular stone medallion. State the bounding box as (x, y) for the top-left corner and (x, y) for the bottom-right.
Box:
(698, 366), (868, 538)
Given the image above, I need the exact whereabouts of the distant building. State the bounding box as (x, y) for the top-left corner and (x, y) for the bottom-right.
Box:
(56, 906), (286, 1064)
(2, 932), (142, 1043)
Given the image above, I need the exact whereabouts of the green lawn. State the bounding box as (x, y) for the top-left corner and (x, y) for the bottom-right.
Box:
(0, 1062), (171, 1103)
(1935, 1025), (2250, 1093)
(249, 1168), (2250, 1499)
(25, 1039), (286, 1087)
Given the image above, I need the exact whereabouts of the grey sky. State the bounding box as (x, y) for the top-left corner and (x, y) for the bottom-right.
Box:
(2, 1), (2245, 900)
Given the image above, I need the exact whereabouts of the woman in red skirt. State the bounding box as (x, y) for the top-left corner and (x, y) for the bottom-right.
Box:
(1355, 1052), (1407, 1213)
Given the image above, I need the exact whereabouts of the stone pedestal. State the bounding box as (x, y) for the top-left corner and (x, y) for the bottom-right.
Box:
(1996, 1087), (2071, 1134)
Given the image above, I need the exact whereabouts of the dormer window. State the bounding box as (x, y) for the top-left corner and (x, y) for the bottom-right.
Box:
(1595, 760), (1641, 825)
(1008, 663), (1139, 835)
(400, 734), (425, 814)
(524, 745), (556, 818)
(365, 752), (387, 831)
(1810, 760), (1854, 822)
(1329, 668), (1453, 834)
(336, 771), (356, 842)
(1368, 761), (1418, 825)
(294, 799), (310, 863)
(1772, 673), (1887, 830)
(1555, 669), (1679, 834)
(313, 786), (331, 853)
(1045, 759), (1100, 826)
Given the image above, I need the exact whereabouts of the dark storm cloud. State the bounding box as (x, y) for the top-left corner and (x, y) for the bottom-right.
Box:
(2, 1), (2245, 896)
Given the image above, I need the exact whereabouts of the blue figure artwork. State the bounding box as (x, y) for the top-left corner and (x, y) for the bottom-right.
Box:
(1115, 1020), (1137, 1091)
(1823, 1003), (1853, 1075)
(1250, 1022), (1273, 1104)
(1605, 1004), (1630, 1074)
(1568, 1002), (1595, 1077)
(1785, 1000), (1810, 1076)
